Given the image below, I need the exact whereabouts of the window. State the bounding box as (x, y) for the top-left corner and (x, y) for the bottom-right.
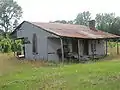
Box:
(32, 33), (38, 54)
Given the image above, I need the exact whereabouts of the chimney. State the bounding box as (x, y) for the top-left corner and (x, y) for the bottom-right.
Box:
(88, 20), (96, 30)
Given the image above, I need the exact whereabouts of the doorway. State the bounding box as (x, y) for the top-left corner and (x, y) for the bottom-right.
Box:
(83, 40), (89, 55)
(72, 39), (78, 53)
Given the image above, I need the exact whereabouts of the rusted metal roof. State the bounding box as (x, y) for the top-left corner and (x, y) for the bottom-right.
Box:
(31, 22), (120, 39)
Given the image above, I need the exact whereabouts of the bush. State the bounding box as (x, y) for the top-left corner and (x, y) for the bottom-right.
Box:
(0, 37), (22, 53)
(0, 38), (12, 53)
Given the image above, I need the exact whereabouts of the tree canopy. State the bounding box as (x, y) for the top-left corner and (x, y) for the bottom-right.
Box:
(74, 11), (91, 26)
(0, 0), (22, 33)
(95, 13), (115, 32)
(95, 13), (120, 35)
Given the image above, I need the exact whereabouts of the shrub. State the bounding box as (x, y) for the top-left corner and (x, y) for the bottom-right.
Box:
(0, 37), (22, 53)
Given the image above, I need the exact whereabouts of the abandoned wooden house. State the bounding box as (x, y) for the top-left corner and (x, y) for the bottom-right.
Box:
(11, 20), (120, 62)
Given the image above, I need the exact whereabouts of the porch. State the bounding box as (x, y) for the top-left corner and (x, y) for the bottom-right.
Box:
(47, 37), (108, 62)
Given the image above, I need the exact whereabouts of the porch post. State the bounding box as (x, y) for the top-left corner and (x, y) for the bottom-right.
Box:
(78, 39), (80, 62)
(60, 38), (64, 62)
(91, 40), (94, 59)
(105, 39), (108, 56)
(117, 40), (119, 55)
(13, 39), (16, 56)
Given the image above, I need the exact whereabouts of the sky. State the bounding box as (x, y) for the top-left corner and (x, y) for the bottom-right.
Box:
(15, 0), (120, 22)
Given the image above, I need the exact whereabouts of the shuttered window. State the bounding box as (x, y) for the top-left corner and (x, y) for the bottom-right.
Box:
(32, 33), (38, 54)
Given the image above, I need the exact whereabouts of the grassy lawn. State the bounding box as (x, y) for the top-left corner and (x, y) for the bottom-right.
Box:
(1, 54), (120, 90)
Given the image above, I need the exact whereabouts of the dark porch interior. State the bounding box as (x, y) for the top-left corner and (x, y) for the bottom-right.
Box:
(83, 40), (89, 55)
(56, 38), (116, 63)
(56, 38), (90, 62)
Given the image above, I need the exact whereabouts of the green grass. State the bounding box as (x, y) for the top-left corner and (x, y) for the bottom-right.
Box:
(1, 54), (120, 90)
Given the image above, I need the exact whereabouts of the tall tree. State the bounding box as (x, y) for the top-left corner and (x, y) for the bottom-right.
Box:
(0, 0), (22, 33)
(74, 11), (91, 26)
(109, 17), (120, 35)
(95, 13), (120, 35)
(13, 19), (19, 29)
(95, 13), (115, 32)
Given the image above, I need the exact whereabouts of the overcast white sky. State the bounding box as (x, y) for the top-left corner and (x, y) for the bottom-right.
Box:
(15, 0), (120, 22)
